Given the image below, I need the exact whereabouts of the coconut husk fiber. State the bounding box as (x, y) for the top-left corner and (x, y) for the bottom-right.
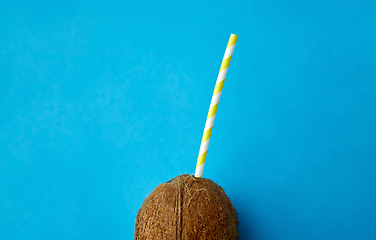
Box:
(135, 174), (238, 239)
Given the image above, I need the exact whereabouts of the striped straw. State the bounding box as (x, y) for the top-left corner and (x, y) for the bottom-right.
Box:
(194, 34), (238, 178)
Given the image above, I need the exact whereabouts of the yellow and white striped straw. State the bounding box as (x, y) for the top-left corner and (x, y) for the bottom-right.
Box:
(194, 34), (238, 178)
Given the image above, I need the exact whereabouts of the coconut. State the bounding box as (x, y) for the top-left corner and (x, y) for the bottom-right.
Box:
(135, 174), (238, 239)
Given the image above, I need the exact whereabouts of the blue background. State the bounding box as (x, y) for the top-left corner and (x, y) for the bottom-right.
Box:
(1, 0), (376, 239)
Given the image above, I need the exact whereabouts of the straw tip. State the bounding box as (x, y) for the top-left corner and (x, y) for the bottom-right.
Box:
(230, 33), (238, 37)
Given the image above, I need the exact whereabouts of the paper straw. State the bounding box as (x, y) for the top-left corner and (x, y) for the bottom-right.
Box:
(194, 34), (238, 178)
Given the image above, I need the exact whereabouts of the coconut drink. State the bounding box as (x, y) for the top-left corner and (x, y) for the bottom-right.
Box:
(135, 34), (239, 239)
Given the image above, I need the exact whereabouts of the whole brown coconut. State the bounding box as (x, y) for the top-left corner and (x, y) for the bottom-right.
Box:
(135, 174), (238, 239)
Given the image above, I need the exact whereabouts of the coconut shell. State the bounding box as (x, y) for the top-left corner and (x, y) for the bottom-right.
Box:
(135, 174), (238, 239)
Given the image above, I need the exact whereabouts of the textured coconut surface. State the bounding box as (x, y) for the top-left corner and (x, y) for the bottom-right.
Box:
(135, 174), (238, 239)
